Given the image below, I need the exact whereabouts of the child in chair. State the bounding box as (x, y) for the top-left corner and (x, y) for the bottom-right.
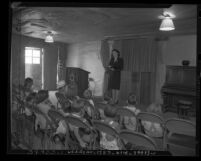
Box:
(52, 99), (72, 146)
(24, 92), (37, 117)
(68, 99), (94, 149)
(83, 89), (94, 106)
(141, 103), (163, 138)
(83, 89), (101, 120)
(99, 107), (122, 150)
(34, 90), (57, 132)
(120, 93), (141, 131)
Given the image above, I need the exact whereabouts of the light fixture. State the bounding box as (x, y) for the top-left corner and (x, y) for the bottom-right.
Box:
(45, 31), (54, 43)
(159, 13), (175, 31)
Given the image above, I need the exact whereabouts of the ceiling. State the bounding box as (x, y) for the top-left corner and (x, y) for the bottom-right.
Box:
(12, 4), (197, 44)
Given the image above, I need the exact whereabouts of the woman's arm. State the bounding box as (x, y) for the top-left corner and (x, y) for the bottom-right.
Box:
(108, 57), (114, 68)
(113, 58), (124, 71)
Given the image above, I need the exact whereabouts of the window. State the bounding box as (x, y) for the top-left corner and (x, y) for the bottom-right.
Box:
(25, 47), (41, 64)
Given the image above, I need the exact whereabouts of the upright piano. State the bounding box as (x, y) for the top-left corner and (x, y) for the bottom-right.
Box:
(161, 65), (196, 116)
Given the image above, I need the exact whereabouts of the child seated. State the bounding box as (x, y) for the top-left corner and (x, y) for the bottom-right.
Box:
(49, 80), (68, 110)
(24, 92), (37, 117)
(83, 89), (94, 107)
(103, 91), (112, 104)
(140, 103), (163, 138)
(83, 89), (100, 120)
(34, 90), (57, 131)
(52, 100), (71, 140)
(99, 109), (122, 150)
(120, 93), (140, 131)
(68, 99), (94, 148)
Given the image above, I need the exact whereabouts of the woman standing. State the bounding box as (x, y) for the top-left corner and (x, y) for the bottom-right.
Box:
(108, 49), (123, 105)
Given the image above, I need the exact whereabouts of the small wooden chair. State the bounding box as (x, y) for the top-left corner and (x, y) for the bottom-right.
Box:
(163, 118), (196, 154)
(119, 130), (157, 150)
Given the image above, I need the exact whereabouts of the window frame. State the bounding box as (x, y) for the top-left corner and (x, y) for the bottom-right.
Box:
(25, 47), (41, 64)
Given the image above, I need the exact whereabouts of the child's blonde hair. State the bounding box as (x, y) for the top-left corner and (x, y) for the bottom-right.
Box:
(146, 103), (162, 114)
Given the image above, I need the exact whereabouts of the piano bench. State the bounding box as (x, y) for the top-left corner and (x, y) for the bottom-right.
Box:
(177, 100), (192, 119)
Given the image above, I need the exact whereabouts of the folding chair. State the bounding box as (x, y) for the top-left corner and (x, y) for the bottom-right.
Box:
(12, 113), (33, 150)
(47, 109), (70, 149)
(31, 106), (58, 150)
(163, 118), (196, 155)
(92, 120), (124, 150)
(137, 112), (165, 149)
(119, 130), (157, 150)
(116, 107), (138, 131)
(12, 101), (34, 150)
(64, 114), (97, 150)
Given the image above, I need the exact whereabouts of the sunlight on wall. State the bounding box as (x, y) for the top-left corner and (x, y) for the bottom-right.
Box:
(66, 41), (105, 96)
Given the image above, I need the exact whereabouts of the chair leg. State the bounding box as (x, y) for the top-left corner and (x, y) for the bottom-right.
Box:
(163, 138), (167, 151)
(41, 132), (47, 150)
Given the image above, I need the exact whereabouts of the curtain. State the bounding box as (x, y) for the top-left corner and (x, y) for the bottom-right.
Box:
(155, 39), (168, 104)
(99, 40), (110, 95)
(56, 43), (67, 83)
(113, 38), (158, 105)
(121, 38), (157, 72)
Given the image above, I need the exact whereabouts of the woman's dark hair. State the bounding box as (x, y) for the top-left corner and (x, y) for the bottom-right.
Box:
(24, 77), (33, 87)
(36, 90), (49, 104)
(111, 49), (120, 60)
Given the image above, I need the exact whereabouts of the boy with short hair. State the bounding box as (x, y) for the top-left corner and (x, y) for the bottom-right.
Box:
(99, 110), (122, 150)
(141, 103), (163, 138)
(66, 99), (94, 149)
(120, 93), (141, 131)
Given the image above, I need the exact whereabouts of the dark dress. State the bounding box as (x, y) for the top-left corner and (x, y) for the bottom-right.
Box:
(108, 57), (123, 90)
